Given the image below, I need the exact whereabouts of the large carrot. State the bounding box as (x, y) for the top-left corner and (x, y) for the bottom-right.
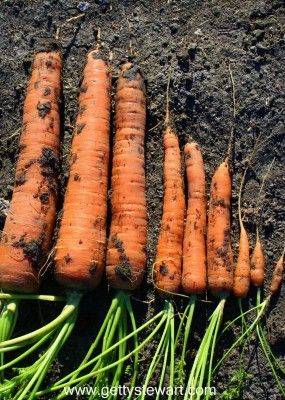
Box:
(0, 48), (61, 293)
(153, 127), (185, 295)
(182, 142), (206, 295)
(54, 49), (111, 290)
(0, 47), (112, 398)
(106, 62), (147, 290)
(0, 45), (62, 383)
(43, 61), (148, 397)
(207, 158), (233, 296)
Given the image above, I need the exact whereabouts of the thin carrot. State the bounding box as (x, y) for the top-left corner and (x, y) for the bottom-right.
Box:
(207, 157), (233, 296)
(55, 48), (111, 290)
(0, 48), (61, 294)
(270, 247), (285, 294)
(182, 142), (206, 295)
(153, 127), (185, 295)
(106, 62), (147, 290)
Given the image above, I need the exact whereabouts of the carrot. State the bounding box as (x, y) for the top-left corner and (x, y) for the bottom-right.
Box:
(0, 46), (112, 397)
(153, 127), (185, 294)
(233, 171), (251, 298)
(0, 48), (61, 293)
(270, 248), (285, 294)
(106, 62), (147, 290)
(250, 231), (265, 287)
(207, 158), (233, 296)
(182, 142), (206, 295)
(54, 48), (111, 290)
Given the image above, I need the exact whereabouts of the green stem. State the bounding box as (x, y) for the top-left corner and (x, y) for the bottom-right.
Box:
(37, 312), (168, 396)
(214, 298), (268, 373)
(125, 295), (139, 398)
(0, 300), (18, 380)
(0, 294), (65, 302)
(0, 292), (81, 350)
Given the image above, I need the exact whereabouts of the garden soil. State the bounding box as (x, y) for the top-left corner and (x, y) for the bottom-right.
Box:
(0, 0), (284, 399)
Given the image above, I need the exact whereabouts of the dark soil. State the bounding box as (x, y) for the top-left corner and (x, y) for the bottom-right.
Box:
(0, 0), (285, 399)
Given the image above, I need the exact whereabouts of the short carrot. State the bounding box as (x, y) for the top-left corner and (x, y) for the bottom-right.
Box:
(154, 127), (185, 294)
(207, 158), (233, 296)
(55, 48), (111, 290)
(270, 248), (285, 294)
(182, 142), (206, 295)
(233, 170), (250, 298)
(106, 62), (147, 290)
(250, 231), (265, 287)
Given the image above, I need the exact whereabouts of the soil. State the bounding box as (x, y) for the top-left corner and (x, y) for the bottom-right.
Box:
(0, 0), (285, 399)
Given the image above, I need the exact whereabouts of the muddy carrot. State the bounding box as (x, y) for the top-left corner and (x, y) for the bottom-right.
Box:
(182, 142), (206, 295)
(55, 49), (111, 290)
(207, 158), (233, 296)
(270, 248), (285, 294)
(0, 47), (61, 293)
(154, 127), (185, 294)
(106, 63), (147, 290)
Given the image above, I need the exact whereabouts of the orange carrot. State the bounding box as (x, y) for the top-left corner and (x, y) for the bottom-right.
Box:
(0, 49), (61, 293)
(154, 127), (185, 294)
(106, 63), (147, 290)
(270, 248), (285, 294)
(207, 158), (233, 296)
(233, 168), (250, 298)
(250, 231), (265, 287)
(182, 142), (206, 295)
(55, 49), (111, 290)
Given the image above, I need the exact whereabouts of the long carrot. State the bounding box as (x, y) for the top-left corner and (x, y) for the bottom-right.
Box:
(106, 62), (147, 290)
(153, 127), (185, 295)
(0, 47), (111, 399)
(0, 48), (61, 293)
(207, 157), (233, 296)
(54, 49), (111, 290)
(43, 61), (148, 398)
(182, 142), (206, 295)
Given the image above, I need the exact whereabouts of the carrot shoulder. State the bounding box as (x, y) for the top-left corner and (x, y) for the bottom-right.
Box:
(154, 127), (185, 295)
(207, 159), (233, 296)
(106, 63), (147, 290)
(182, 142), (206, 295)
(0, 49), (62, 293)
(55, 49), (111, 290)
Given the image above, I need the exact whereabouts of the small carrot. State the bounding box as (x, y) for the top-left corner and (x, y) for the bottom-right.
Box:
(55, 48), (111, 290)
(0, 48), (62, 293)
(207, 157), (233, 296)
(153, 127), (185, 295)
(182, 142), (206, 295)
(270, 248), (285, 294)
(106, 62), (147, 290)
(250, 231), (265, 287)
(233, 169), (251, 298)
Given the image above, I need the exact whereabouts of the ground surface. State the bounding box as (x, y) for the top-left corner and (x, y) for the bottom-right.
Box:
(0, 0), (285, 399)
